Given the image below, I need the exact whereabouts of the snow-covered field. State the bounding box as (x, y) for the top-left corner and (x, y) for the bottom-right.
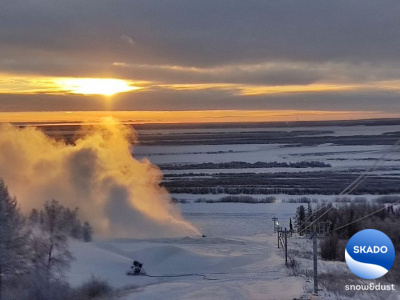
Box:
(67, 203), (307, 300)
(136, 143), (400, 171)
(136, 124), (400, 138)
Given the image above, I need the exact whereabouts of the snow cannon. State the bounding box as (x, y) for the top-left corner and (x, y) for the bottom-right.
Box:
(126, 260), (146, 276)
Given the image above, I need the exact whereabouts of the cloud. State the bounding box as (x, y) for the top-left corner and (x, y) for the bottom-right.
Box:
(0, 119), (200, 238)
(2, 1), (400, 67)
(1, 1), (400, 113)
(120, 35), (135, 46)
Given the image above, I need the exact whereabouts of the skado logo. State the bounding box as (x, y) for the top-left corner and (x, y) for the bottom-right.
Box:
(345, 229), (395, 279)
(353, 246), (388, 254)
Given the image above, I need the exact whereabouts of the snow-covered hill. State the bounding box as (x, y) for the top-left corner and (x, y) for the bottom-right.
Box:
(68, 234), (304, 300)
(67, 203), (305, 299)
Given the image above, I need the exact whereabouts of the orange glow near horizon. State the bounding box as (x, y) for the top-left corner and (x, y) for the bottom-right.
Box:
(0, 74), (145, 95)
(55, 78), (142, 96)
(3, 72), (400, 97)
(158, 82), (359, 95)
(0, 110), (398, 125)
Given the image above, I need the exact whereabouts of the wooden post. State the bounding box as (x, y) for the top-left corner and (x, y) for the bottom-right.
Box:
(277, 230), (280, 248)
(0, 263), (2, 300)
(313, 226), (318, 295)
(284, 227), (288, 266)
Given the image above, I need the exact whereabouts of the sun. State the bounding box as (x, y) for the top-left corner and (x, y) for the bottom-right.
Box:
(56, 78), (141, 96)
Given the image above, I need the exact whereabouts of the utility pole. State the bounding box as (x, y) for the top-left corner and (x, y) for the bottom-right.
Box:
(312, 225), (318, 295)
(277, 229), (281, 248)
(0, 265), (2, 300)
(284, 227), (288, 266)
(277, 227), (289, 267)
(272, 217), (279, 233)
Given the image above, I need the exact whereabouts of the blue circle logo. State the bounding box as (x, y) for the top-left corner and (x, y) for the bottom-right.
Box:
(345, 229), (395, 279)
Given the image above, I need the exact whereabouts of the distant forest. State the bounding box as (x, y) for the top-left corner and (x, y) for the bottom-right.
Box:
(34, 117), (400, 146)
(163, 171), (400, 195)
(160, 161), (331, 170)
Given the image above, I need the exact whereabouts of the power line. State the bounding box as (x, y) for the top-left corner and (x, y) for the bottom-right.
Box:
(298, 138), (400, 235)
(332, 202), (400, 232)
(300, 202), (330, 227)
(340, 147), (399, 196)
(298, 205), (334, 235)
(339, 143), (399, 195)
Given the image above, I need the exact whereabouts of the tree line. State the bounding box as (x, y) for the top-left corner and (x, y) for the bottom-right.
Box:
(164, 171), (400, 195)
(160, 160), (331, 170)
(193, 195), (276, 203)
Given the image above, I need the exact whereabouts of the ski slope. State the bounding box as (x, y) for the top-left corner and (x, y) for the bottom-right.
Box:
(67, 203), (305, 299)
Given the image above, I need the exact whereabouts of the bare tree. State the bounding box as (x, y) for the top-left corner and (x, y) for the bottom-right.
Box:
(34, 199), (72, 282)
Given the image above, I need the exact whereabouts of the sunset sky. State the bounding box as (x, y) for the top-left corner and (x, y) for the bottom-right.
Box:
(1, 1), (400, 123)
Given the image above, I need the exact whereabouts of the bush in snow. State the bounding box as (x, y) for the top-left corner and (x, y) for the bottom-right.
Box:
(73, 276), (113, 299)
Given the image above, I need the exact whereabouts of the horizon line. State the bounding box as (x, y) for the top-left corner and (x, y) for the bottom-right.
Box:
(1, 109), (400, 125)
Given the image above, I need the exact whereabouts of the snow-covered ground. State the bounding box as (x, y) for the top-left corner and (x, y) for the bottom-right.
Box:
(136, 125), (400, 137)
(67, 203), (309, 300)
(66, 200), (400, 300)
(67, 203), (400, 300)
(135, 143), (400, 171)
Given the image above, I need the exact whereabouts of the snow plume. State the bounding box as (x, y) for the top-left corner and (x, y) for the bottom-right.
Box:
(0, 118), (200, 238)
